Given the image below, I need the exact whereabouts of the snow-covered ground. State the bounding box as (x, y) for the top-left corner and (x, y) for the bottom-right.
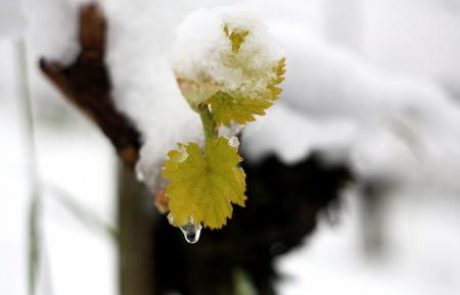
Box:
(0, 101), (117, 295)
(0, 39), (116, 295)
(277, 190), (460, 295)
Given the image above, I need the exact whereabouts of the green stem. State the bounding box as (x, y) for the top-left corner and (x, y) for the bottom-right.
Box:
(199, 106), (217, 139)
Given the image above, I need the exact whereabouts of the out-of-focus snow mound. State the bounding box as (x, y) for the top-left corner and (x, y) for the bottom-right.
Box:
(361, 0), (460, 96)
(22, 0), (95, 64)
(241, 0), (460, 195)
(244, 20), (460, 191)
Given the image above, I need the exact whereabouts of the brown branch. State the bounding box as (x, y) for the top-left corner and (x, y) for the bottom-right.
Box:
(39, 4), (141, 168)
(39, 6), (155, 295)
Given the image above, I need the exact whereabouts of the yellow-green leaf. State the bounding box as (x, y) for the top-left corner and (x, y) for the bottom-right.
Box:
(224, 24), (250, 54)
(206, 57), (285, 126)
(267, 57), (286, 100)
(208, 91), (273, 126)
(162, 137), (246, 229)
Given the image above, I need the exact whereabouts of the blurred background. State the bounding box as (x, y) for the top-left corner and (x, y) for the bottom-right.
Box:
(1, 0), (460, 294)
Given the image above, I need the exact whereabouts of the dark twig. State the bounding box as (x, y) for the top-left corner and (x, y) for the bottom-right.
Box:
(39, 4), (141, 168)
(39, 6), (154, 295)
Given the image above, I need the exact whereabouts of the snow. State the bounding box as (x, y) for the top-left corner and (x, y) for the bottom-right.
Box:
(361, 0), (460, 96)
(22, 0), (90, 64)
(0, 88), (28, 295)
(244, 20), (460, 187)
(0, 79), (116, 295)
(0, 38), (115, 295)
(169, 7), (283, 106)
(242, 103), (356, 164)
(0, 0), (26, 39)
(109, 56), (203, 190)
(276, 189), (460, 295)
(38, 129), (116, 295)
(106, 16), (204, 190)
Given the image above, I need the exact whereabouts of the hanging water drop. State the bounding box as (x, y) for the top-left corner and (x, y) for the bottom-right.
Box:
(179, 222), (202, 244)
(228, 136), (240, 148)
(167, 213), (203, 244)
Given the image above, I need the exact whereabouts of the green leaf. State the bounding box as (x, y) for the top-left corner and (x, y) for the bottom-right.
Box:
(266, 57), (286, 100)
(162, 137), (246, 229)
(224, 25), (250, 54)
(207, 58), (285, 126)
(208, 91), (273, 126)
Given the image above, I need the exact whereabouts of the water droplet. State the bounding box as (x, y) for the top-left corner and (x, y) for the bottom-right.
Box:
(167, 214), (203, 244)
(167, 213), (175, 225)
(179, 222), (202, 244)
(228, 136), (240, 148)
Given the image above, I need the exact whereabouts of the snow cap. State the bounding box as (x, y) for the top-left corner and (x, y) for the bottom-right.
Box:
(170, 7), (284, 108)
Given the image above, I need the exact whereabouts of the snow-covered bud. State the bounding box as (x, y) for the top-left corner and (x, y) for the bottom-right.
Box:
(170, 7), (285, 111)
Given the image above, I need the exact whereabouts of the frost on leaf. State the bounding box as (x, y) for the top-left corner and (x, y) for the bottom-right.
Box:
(170, 8), (285, 109)
(208, 91), (273, 126)
(208, 57), (286, 126)
(162, 137), (246, 229)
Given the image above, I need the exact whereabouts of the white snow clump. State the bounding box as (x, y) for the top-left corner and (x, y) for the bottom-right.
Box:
(169, 7), (284, 108)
